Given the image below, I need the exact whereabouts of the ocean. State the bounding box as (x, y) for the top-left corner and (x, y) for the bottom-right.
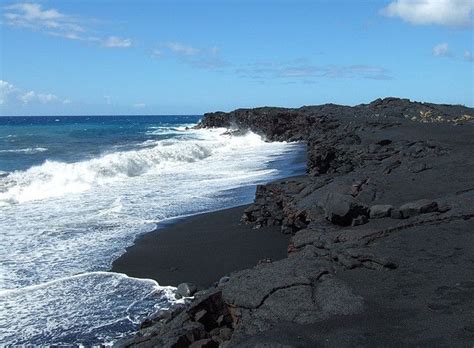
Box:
(0, 115), (305, 345)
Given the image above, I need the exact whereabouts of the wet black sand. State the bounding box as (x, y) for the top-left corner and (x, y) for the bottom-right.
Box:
(111, 205), (289, 288)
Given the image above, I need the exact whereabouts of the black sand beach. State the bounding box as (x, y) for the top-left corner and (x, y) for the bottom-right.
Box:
(111, 205), (290, 288)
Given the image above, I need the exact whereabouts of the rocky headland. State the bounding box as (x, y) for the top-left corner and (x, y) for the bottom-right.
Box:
(119, 98), (474, 347)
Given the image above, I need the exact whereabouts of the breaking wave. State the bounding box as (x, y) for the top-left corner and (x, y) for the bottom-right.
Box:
(0, 129), (267, 204)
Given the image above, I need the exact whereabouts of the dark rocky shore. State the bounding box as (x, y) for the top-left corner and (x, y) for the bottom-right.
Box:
(119, 98), (474, 347)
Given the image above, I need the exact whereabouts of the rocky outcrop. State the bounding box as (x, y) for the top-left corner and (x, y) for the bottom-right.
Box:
(197, 107), (335, 142)
(120, 290), (234, 347)
(197, 97), (473, 140)
(122, 98), (474, 347)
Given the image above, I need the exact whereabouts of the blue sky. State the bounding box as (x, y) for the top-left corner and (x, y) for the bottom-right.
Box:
(0, 0), (473, 115)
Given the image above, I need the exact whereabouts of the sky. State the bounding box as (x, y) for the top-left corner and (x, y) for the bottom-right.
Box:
(0, 0), (473, 116)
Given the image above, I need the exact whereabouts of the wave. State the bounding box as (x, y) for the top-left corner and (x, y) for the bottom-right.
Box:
(146, 124), (196, 135)
(0, 129), (271, 204)
(0, 141), (211, 204)
(0, 147), (48, 154)
(0, 272), (181, 346)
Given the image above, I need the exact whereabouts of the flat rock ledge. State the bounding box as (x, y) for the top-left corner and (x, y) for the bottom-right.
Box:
(118, 98), (474, 347)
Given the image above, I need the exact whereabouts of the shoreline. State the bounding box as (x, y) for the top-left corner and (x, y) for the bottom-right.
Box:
(111, 204), (290, 288)
(121, 98), (474, 347)
(110, 145), (307, 289)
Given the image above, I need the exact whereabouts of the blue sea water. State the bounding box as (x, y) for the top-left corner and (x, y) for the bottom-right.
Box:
(0, 116), (201, 172)
(0, 116), (305, 345)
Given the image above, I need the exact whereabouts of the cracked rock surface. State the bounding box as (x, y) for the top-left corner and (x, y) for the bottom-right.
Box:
(119, 98), (474, 347)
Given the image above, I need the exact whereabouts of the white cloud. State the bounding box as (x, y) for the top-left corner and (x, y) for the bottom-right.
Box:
(0, 80), (18, 104)
(37, 93), (58, 103)
(19, 91), (36, 104)
(20, 91), (59, 104)
(465, 50), (474, 62)
(433, 43), (450, 57)
(166, 42), (201, 56)
(3, 3), (133, 48)
(5, 3), (64, 21)
(103, 36), (132, 48)
(133, 103), (146, 108)
(0, 80), (68, 105)
(3, 3), (86, 39)
(381, 0), (474, 27)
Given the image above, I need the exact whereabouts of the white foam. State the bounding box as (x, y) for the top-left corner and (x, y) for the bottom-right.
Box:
(146, 123), (196, 135)
(0, 147), (48, 154)
(0, 129), (292, 205)
(0, 272), (180, 345)
(0, 140), (212, 203)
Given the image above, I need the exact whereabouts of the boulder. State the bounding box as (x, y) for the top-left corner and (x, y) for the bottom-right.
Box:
(176, 283), (197, 298)
(399, 199), (438, 218)
(324, 193), (368, 226)
(369, 204), (393, 219)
